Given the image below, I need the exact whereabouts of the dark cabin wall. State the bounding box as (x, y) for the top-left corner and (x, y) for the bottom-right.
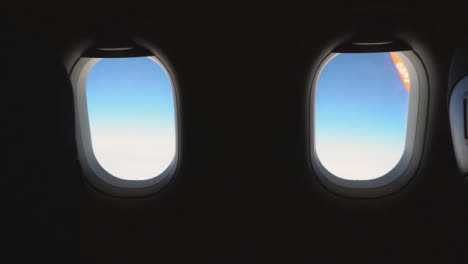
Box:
(5, 4), (468, 263)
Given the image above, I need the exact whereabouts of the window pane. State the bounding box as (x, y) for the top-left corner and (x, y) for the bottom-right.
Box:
(315, 52), (410, 180)
(86, 57), (175, 180)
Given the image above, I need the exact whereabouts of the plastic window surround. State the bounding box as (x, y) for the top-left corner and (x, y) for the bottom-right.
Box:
(309, 50), (428, 197)
(70, 53), (179, 197)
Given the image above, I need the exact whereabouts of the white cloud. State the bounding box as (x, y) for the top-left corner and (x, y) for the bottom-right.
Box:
(90, 126), (175, 180)
(316, 139), (404, 180)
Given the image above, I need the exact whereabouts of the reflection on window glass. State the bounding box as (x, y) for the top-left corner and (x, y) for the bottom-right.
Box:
(315, 52), (410, 180)
(86, 57), (175, 180)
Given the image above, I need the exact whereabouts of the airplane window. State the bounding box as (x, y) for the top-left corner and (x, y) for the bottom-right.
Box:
(315, 52), (409, 180)
(70, 54), (178, 194)
(311, 50), (427, 195)
(86, 57), (175, 180)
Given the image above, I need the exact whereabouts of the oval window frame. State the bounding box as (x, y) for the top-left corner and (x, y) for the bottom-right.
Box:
(70, 49), (179, 197)
(309, 49), (429, 197)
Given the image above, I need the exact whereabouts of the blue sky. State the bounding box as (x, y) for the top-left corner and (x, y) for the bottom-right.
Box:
(86, 57), (175, 180)
(315, 52), (410, 180)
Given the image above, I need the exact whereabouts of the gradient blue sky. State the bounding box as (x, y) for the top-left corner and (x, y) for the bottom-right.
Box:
(86, 57), (175, 180)
(315, 52), (410, 180)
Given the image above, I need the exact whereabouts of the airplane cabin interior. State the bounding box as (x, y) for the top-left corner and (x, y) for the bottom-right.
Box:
(5, 3), (468, 263)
